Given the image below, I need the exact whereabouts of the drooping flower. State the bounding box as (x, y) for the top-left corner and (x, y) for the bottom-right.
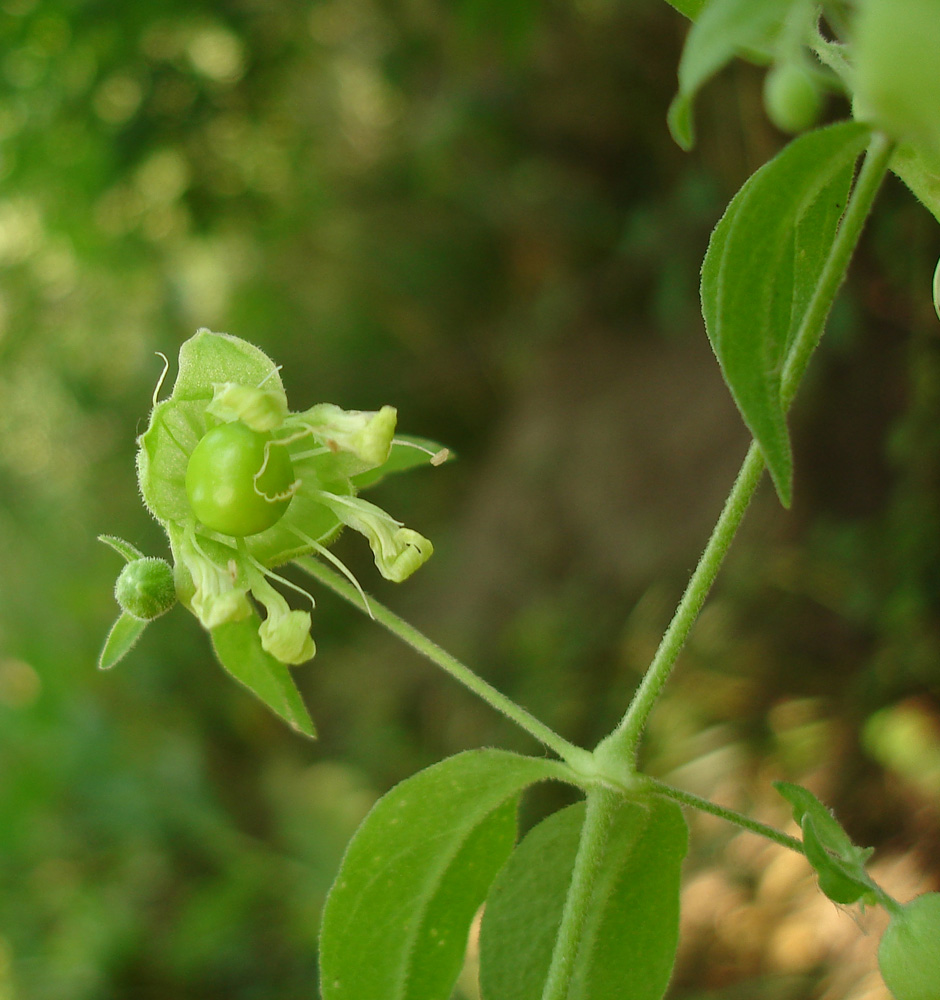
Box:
(100, 329), (447, 735)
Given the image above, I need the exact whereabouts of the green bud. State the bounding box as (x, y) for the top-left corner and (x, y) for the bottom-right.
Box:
(763, 63), (823, 134)
(878, 893), (940, 1000)
(115, 558), (177, 621)
(855, 0), (940, 156)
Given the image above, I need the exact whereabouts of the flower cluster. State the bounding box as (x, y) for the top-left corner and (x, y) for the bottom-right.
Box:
(101, 330), (444, 688)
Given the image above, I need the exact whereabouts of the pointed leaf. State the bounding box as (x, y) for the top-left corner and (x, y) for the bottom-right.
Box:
(172, 328), (286, 404)
(319, 749), (570, 1000)
(479, 796), (688, 1000)
(801, 816), (872, 904)
(774, 781), (875, 905)
(98, 534), (145, 562)
(210, 616), (316, 738)
(99, 613), (147, 670)
(701, 122), (870, 505)
(668, 0), (791, 149)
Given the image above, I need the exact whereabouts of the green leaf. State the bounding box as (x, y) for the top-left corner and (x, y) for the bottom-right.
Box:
(352, 435), (453, 490)
(99, 612), (147, 670)
(774, 781), (875, 905)
(210, 616), (316, 738)
(668, 0), (792, 149)
(701, 122), (870, 506)
(172, 328), (286, 404)
(479, 796), (688, 1000)
(319, 749), (569, 1000)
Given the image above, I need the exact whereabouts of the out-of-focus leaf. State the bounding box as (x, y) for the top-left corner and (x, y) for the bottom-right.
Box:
(891, 141), (940, 225)
(479, 796), (688, 1000)
(662, 0), (709, 21)
(668, 0), (792, 149)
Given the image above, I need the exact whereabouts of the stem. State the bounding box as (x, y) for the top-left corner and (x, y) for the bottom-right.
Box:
(295, 556), (589, 767)
(597, 131), (894, 767)
(540, 785), (620, 1000)
(646, 777), (804, 854)
(596, 441), (766, 762)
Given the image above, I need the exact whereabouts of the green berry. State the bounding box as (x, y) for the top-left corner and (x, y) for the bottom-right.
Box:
(115, 558), (176, 620)
(185, 421), (296, 537)
(763, 63), (823, 134)
(878, 892), (940, 1000)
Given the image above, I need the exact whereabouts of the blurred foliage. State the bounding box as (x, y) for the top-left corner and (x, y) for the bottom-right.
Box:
(0, 0), (937, 998)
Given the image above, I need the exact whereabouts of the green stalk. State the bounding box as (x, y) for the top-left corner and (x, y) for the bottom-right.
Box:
(295, 556), (591, 769)
(645, 777), (804, 854)
(539, 785), (620, 1000)
(596, 131), (894, 768)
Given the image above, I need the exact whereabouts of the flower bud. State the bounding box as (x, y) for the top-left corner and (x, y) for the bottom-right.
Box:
(115, 558), (176, 621)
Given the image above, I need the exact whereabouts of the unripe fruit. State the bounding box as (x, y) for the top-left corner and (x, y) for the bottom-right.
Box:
(855, 0), (940, 155)
(764, 63), (823, 134)
(185, 421), (296, 537)
(878, 892), (940, 1000)
(115, 558), (176, 620)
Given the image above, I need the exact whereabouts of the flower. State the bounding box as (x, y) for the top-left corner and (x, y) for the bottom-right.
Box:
(101, 329), (447, 733)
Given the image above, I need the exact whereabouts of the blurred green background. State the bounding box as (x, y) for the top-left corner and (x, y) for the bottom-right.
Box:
(0, 0), (938, 997)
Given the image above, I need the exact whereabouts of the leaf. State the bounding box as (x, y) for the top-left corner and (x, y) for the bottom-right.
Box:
(352, 435), (453, 490)
(319, 749), (570, 1000)
(479, 796), (688, 1000)
(172, 328), (286, 405)
(210, 616), (316, 738)
(701, 122), (870, 506)
(774, 781), (875, 905)
(668, 0), (792, 149)
(99, 613), (147, 670)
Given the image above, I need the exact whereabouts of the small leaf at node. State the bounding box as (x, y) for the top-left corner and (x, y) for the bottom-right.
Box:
(99, 613), (147, 670)
(210, 616), (316, 738)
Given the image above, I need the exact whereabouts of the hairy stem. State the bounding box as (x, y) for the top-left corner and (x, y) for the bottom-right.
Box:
(597, 131), (894, 767)
(595, 441), (765, 763)
(295, 556), (590, 767)
(540, 785), (620, 1000)
(779, 131), (895, 407)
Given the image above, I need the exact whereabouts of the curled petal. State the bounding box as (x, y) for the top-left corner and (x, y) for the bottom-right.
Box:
(316, 492), (433, 583)
(298, 403), (397, 469)
(177, 531), (252, 629)
(250, 574), (316, 664)
(207, 382), (288, 432)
